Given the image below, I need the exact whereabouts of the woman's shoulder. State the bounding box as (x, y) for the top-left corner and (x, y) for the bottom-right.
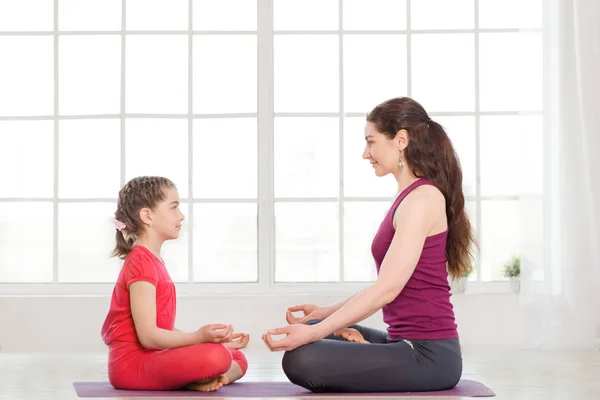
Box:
(403, 181), (445, 209)
(392, 181), (446, 230)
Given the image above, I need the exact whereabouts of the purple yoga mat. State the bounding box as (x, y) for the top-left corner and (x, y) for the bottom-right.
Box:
(73, 380), (495, 398)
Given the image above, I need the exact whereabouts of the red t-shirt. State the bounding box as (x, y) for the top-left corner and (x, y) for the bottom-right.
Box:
(101, 245), (176, 346)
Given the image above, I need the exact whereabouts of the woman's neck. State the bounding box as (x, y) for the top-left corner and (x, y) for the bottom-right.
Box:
(394, 167), (421, 194)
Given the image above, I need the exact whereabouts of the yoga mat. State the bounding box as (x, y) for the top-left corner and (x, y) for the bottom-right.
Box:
(73, 380), (495, 398)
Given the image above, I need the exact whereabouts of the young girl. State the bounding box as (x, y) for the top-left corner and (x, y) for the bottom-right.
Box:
(101, 176), (249, 392)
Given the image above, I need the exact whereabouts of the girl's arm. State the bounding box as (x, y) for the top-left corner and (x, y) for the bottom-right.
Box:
(130, 281), (201, 349)
(311, 187), (443, 339)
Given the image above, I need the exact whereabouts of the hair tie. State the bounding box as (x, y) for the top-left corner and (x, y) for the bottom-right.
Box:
(113, 219), (126, 232)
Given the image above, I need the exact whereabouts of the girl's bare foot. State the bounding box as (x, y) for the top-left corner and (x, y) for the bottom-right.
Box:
(185, 361), (243, 391)
(185, 376), (228, 392)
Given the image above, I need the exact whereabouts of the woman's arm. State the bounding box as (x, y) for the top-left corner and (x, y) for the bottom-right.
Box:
(130, 281), (201, 349)
(310, 187), (442, 340)
(323, 294), (357, 316)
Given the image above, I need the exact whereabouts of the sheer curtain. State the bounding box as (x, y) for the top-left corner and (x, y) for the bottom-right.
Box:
(519, 0), (600, 349)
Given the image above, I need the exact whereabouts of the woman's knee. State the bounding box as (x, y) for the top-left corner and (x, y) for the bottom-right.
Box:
(281, 345), (320, 385)
(304, 319), (322, 326)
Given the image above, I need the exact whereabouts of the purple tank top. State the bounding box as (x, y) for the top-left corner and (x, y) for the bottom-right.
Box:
(371, 178), (458, 340)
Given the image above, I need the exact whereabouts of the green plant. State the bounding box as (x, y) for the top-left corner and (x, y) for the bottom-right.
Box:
(502, 254), (520, 278)
(448, 264), (474, 280)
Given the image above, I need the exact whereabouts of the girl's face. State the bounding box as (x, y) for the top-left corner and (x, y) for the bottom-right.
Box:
(147, 187), (185, 241)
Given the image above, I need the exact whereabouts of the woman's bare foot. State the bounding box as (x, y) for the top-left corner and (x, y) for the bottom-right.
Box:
(334, 328), (369, 343)
(185, 376), (228, 392)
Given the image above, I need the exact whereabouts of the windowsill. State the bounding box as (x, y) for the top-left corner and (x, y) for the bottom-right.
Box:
(0, 281), (516, 297)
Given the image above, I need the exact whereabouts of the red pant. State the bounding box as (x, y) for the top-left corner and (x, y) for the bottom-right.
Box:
(107, 341), (248, 390)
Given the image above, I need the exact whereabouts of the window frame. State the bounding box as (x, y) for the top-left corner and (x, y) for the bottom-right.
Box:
(0, 0), (546, 296)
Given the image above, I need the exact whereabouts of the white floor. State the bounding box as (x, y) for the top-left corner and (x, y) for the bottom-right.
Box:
(1, 347), (599, 399)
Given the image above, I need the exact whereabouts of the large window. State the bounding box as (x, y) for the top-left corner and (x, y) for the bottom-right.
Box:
(0, 0), (544, 294)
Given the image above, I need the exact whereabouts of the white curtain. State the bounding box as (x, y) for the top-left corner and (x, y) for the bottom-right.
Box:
(519, 0), (600, 349)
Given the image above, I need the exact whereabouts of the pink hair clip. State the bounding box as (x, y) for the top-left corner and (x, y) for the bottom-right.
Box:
(113, 219), (126, 232)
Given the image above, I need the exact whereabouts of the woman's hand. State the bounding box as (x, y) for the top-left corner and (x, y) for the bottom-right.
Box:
(196, 324), (233, 344)
(334, 328), (369, 344)
(286, 304), (331, 324)
(262, 324), (319, 352)
(223, 332), (250, 349)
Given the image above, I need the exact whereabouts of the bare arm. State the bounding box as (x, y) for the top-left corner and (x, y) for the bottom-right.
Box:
(311, 187), (443, 339)
(130, 281), (200, 349)
(323, 294), (357, 316)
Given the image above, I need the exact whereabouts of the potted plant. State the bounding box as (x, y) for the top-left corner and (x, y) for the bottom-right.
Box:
(502, 254), (520, 294)
(449, 266), (473, 294)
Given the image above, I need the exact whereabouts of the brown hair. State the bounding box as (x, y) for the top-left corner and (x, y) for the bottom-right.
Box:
(367, 97), (475, 279)
(111, 176), (176, 260)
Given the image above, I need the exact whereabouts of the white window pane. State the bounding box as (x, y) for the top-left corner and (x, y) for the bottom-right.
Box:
(0, 0), (53, 31)
(0, 37), (53, 116)
(274, 118), (339, 198)
(126, 36), (188, 114)
(193, 0), (257, 31)
(344, 202), (389, 282)
(479, 0), (542, 29)
(518, 197), (545, 281)
(480, 115), (543, 196)
(127, 0), (188, 31)
(343, 117), (397, 197)
(343, 0), (407, 30)
(274, 35), (339, 113)
(125, 119), (189, 197)
(480, 200), (524, 281)
(161, 202), (189, 282)
(275, 203), (339, 282)
(344, 35), (407, 113)
(193, 118), (257, 199)
(193, 203), (257, 282)
(0, 203), (53, 282)
(0, 121), (53, 198)
(480, 33), (543, 112)
(59, 36), (121, 115)
(58, 120), (121, 199)
(59, 0), (121, 31)
(193, 36), (257, 114)
(412, 34), (475, 112)
(274, 0), (338, 31)
(411, 0), (474, 29)
(58, 202), (122, 282)
(434, 116), (476, 197)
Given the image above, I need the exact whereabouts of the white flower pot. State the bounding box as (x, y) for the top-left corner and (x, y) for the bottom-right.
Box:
(509, 277), (520, 294)
(450, 277), (468, 294)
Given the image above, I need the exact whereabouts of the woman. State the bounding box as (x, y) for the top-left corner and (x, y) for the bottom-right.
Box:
(262, 97), (475, 393)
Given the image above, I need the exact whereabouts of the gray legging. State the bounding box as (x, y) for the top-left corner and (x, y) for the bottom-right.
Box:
(281, 320), (463, 393)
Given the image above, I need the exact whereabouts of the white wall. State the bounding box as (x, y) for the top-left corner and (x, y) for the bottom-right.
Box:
(0, 293), (523, 352)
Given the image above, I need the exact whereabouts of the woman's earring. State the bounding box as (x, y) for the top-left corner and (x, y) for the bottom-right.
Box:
(399, 152), (405, 168)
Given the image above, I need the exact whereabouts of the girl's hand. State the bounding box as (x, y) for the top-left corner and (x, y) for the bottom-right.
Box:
(334, 328), (369, 343)
(196, 324), (233, 344)
(262, 324), (318, 352)
(223, 333), (250, 349)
